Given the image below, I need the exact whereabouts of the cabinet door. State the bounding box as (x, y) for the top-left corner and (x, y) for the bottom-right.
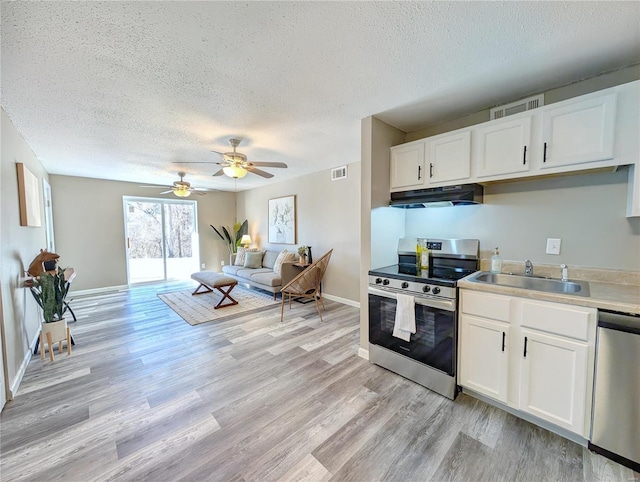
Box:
(459, 314), (509, 403)
(426, 130), (471, 184)
(541, 93), (616, 169)
(390, 142), (425, 191)
(476, 116), (532, 178)
(518, 328), (589, 435)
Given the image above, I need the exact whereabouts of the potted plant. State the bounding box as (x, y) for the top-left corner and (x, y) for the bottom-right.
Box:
(30, 266), (72, 360)
(210, 219), (248, 263)
(297, 246), (307, 263)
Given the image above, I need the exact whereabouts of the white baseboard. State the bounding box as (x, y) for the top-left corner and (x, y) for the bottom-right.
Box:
(323, 293), (360, 308)
(10, 330), (40, 399)
(358, 347), (369, 360)
(69, 284), (129, 297)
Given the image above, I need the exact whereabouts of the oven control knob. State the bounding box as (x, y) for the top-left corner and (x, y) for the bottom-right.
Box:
(422, 285), (431, 293)
(432, 287), (441, 294)
(401, 282), (409, 289)
(382, 279), (390, 286)
(375, 278), (382, 284)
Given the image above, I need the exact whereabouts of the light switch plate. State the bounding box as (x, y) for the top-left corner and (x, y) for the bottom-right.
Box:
(546, 238), (561, 255)
(201, 263), (206, 269)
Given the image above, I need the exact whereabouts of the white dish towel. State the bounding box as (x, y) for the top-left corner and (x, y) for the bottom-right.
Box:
(393, 293), (416, 341)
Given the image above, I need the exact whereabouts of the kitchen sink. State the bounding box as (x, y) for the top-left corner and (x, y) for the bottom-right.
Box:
(466, 271), (590, 297)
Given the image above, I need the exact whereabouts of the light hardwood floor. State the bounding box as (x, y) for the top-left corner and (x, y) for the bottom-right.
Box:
(1, 282), (637, 481)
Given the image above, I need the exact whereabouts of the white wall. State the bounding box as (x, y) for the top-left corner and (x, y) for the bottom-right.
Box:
(1, 109), (50, 398)
(237, 162), (361, 304)
(49, 175), (237, 292)
(404, 168), (640, 270)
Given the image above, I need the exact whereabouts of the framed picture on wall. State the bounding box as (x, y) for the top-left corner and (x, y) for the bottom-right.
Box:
(268, 195), (296, 244)
(16, 163), (42, 227)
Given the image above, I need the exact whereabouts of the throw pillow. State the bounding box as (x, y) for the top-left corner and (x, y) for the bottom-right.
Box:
(244, 251), (264, 269)
(273, 250), (293, 276)
(234, 247), (247, 266)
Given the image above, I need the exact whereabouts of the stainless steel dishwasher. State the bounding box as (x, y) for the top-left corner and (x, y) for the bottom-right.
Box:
(588, 310), (640, 472)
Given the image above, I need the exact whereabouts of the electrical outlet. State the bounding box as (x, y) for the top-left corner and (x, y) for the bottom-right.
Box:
(201, 263), (205, 269)
(546, 238), (561, 255)
(220, 260), (225, 266)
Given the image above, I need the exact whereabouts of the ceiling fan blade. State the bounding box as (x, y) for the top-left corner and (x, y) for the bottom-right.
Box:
(247, 162), (288, 168)
(159, 190), (173, 194)
(211, 150), (225, 156)
(212, 168), (225, 177)
(192, 187), (214, 191)
(172, 161), (217, 164)
(193, 191), (208, 195)
(138, 185), (171, 188)
(245, 166), (274, 178)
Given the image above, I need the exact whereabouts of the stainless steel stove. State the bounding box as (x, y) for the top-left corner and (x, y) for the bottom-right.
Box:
(368, 238), (479, 399)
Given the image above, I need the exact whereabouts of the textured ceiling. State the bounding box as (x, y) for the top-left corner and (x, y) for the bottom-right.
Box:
(2, 1), (639, 192)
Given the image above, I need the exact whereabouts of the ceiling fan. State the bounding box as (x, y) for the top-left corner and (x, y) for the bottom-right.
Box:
(174, 138), (288, 178)
(139, 172), (213, 197)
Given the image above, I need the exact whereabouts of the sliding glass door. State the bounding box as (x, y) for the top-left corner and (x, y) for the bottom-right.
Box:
(124, 197), (199, 284)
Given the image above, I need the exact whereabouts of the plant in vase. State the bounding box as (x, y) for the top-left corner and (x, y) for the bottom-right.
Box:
(210, 220), (248, 263)
(30, 266), (73, 360)
(297, 246), (307, 263)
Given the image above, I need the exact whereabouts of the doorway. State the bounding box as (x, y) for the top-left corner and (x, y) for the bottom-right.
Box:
(42, 178), (55, 252)
(123, 197), (199, 284)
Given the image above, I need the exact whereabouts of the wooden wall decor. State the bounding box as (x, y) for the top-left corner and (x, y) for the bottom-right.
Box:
(16, 162), (42, 227)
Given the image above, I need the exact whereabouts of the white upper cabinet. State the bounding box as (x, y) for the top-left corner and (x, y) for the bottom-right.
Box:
(426, 130), (471, 184)
(390, 141), (425, 191)
(541, 93), (616, 169)
(389, 81), (638, 216)
(475, 115), (532, 178)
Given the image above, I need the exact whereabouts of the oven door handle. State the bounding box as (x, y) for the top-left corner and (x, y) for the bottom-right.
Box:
(368, 287), (456, 312)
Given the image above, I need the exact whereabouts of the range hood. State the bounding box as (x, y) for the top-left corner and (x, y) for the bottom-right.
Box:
(389, 183), (483, 208)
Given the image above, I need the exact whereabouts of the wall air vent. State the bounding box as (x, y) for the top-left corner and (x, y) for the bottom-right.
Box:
(331, 166), (347, 181)
(490, 94), (544, 120)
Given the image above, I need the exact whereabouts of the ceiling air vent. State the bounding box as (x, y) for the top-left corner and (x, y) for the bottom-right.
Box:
(331, 165), (347, 181)
(490, 94), (544, 120)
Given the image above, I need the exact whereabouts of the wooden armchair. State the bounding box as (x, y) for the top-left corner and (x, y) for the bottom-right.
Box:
(280, 249), (333, 322)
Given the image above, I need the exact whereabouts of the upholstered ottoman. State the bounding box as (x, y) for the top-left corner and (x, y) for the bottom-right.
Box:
(191, 271), (238, 309)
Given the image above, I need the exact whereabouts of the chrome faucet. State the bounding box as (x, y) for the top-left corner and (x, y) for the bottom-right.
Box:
(560, 264), (568, 281)
(524, 259), (534, 276)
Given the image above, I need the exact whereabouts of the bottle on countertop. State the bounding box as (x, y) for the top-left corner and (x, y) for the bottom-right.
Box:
(491, 247), (503, 273)
(417, 238), (429, 270)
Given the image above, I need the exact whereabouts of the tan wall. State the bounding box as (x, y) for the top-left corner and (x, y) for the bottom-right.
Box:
(1, 109), (50, 397)
(404, 168), (640, 270)
(236, 163), (361, 304)
(360, 116), (406, 352)
(48, 175), (237, 292)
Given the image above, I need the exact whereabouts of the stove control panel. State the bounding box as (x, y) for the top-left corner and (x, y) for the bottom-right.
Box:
(368, 275), (456, 299)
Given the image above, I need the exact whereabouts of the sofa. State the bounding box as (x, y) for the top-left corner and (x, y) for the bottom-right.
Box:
(221, 248), (299, 299)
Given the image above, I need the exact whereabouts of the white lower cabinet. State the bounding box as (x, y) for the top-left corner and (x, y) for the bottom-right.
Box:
(458, 289), (596, 437)
(459, 314), (509, 403)
(518, 328), (589, 435)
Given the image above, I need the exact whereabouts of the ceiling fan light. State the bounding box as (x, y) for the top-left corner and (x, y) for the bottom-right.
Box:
(223, 165), (248, 179)
(173, 187), (191, 197)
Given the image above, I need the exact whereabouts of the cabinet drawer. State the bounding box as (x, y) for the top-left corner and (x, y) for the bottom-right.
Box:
(461, 290), (511, 322)
(521, 300), (595, 341)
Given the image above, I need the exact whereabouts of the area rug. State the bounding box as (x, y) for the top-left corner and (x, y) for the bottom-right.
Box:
(158, 286), (281, 326)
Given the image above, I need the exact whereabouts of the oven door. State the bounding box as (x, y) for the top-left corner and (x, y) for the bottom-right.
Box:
(368, 286), (456, 375)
